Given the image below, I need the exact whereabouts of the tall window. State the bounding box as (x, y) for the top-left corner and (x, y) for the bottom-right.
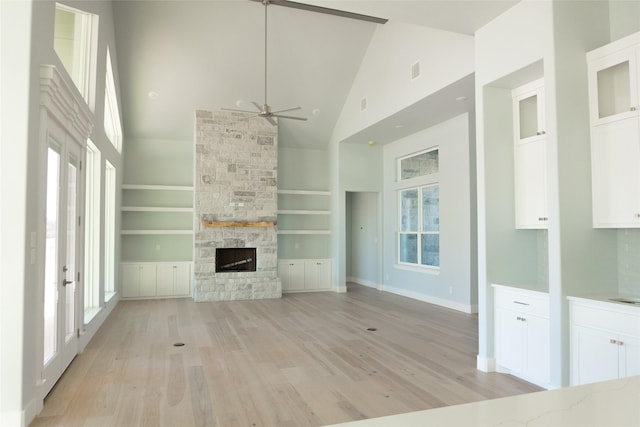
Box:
(53, 3), (98, 108)
(104, 161), (116, 299)
(397, 148), (440, 268)
(84, 140), (101, 322)
(104, 48), (122, 152)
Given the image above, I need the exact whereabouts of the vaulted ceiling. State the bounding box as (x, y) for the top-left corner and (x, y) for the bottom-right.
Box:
(112, 0), (519, 148)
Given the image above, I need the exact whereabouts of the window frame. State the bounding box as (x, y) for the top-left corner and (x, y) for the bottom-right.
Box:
(396, 147), (440, 270)
(103, 47), (122, 152)
(53, 2), (98, 110)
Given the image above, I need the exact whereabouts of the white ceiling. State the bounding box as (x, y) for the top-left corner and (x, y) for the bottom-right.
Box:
(112, 0), (519, 148)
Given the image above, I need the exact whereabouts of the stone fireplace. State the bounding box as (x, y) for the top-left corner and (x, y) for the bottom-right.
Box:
(193, 110), (281, 301)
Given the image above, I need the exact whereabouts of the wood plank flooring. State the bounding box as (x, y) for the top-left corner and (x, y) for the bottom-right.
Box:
(33, 284), (541, 426)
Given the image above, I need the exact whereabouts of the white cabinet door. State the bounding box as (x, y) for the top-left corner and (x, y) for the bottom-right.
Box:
(524, 314), (550, 384)
(173, 263), (191, 296)
(587, 45), (639, 127)
(157, 263), (191, 297)
(572, 324), (620, 385)
(139, 264), (157, 297)
(619, 333), (640, 378)
(513, 79), (547, 229)
(304, 260), (331, 290)
(515, 138), (548, 229)
(156, 263), (174, 297)
(591, 118), (640, 227)
(279, 261), (305, 291)
(121, 264), (142, 298)
(121, 263), (157, 298)
(495, 307), (524, 374)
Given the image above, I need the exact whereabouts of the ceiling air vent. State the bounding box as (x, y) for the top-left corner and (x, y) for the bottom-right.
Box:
(411, 61), (421, 80)
(360, 97), (367, 111)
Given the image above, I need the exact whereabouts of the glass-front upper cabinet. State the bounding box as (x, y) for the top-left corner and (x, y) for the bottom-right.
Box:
(513, 78), (545, 143)
(587, 36), (640, 127)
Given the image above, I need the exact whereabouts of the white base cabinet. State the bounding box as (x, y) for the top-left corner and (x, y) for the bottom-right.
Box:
(569, 297), (640, 385)
(279, 259), (332, 292)
(493, 285), (551, 388)
(121, 263), (157, 298)
(121, 262), (192, 298)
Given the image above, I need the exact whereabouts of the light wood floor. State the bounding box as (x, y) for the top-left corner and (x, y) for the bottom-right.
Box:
(33, 284), (541, 427)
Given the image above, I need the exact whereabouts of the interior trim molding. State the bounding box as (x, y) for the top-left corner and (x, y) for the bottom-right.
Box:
(383, 285), (477, 313)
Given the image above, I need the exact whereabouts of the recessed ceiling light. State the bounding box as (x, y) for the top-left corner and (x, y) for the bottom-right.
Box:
(312, 108), (321, 116)
(455, 96), (468, 102)
(235, 99), (245, 107)
(395, 124), (404, 129)
(148, 91), (159, 100)
(368, 140), (377, 146)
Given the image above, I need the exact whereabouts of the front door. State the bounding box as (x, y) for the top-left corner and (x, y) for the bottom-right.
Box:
(42, 132), (83, 397)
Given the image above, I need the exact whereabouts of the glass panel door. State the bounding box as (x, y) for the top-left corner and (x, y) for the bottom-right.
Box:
(44, 146), (61, 365)
(42, 136), (83, 398)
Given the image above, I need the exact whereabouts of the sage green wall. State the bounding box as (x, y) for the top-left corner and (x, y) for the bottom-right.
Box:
(123, 137), (193, 186)
(382, 114), (475, 312)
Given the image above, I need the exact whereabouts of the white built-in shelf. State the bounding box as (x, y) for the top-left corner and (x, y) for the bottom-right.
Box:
(121, 206), (194, 213)
(278, 189), (330, 196)
(122, 184), (194, 191)
(277, 209), (330, 215)
(121, 230), (193, 235)
(277, 230), (331, 235)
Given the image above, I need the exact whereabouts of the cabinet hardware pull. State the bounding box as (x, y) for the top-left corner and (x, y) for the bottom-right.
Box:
(538, 217), (548, 221)
(635, 213), (640, 218)
(610, 339), (617, 344)
(513, 301), (530, 306)
(618, 341), (624, 346)
(631, 106), (637, 111)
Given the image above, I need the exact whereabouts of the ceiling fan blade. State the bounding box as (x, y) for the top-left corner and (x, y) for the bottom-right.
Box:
(265, 115), (277, 126)
(252, 101), (264, 111)
(270, 106), (301, 114)
(221, 107), (260, 113)
(255, 0), (388, 24)
(273, 114), (307, 121)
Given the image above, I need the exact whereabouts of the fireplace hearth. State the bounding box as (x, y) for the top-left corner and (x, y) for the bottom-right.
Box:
(216, 248), (257, 273)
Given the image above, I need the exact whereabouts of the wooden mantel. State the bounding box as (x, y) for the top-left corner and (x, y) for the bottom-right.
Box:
(203, 220), (276, 228)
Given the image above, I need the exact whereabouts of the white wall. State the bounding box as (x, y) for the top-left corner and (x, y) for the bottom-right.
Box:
(0, 1), (124, 424)
(332, 21), (474, 143)
(382, 114), (475, 312)
(0, 1), (32, 425)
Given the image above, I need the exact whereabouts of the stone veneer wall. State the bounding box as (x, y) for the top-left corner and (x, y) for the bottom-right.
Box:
(193, 110), (281, 301)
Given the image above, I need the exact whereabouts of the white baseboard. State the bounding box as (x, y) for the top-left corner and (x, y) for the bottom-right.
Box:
(347, 277), (380, 290)
(383, 285), (477, 314)
(477, 355), (496, 372)
(336, 285), (347, 293)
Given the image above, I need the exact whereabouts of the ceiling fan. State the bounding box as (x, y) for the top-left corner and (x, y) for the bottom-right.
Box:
(223, 0), (387, 126)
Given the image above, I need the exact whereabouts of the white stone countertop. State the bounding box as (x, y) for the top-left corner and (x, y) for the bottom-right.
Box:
(326, 375), (640, 427)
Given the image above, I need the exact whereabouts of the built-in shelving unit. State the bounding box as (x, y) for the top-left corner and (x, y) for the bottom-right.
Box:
(277, 189), (331, 236)
(277, 189), (332, 281)
(120, 184), (194, 264)
(121, 184), (194, 235)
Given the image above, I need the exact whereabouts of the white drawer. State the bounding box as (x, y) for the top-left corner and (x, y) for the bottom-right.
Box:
(570, 301), (640, 337)
(493, 285), (549, 318)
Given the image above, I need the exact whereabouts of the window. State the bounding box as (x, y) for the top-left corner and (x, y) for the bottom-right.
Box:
(104, 161), (116, 300)
(53, 3), (98, 108)
(399, 148), (438, 180)
(397, 148), (439, 268)
(84, 140), (101, 322)
(104, 48), (122, 152)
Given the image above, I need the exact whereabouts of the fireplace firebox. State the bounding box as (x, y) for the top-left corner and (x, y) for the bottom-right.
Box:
(215, 248), (257, 273)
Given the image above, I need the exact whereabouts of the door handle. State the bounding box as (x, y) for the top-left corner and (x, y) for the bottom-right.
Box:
(62, 279), (73, 286)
